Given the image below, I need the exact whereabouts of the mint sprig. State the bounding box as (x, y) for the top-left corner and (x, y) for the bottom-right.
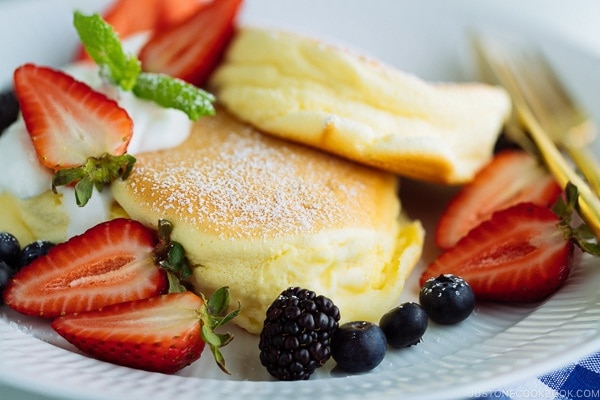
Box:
(73, 11), (215, 120)
(134, 73), (215, 121)
(73, 11), (140, 90)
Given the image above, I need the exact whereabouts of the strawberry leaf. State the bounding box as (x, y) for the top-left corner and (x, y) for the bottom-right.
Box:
(52, 153), (136, 206)
(165, 271), (187, 293)
(207, 286), (231, 315)
(197, 287), (240, 375)
(74, 178), (94, 207)
(152, 219), (194, 290)
(552, 182), (600, 256)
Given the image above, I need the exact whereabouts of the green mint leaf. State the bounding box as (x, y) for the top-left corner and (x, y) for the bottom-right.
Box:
(133, 72), (216, 120)
(73, 11), (141, 90)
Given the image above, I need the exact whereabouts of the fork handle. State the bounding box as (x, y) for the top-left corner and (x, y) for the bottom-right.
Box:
(566, 145), (600, 197)
(520, 107), (600, 239)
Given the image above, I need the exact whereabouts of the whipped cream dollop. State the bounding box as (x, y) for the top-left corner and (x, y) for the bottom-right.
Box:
(0, 34), (194, 238)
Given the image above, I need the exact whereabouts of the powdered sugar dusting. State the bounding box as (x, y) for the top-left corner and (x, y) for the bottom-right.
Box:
(125, 114), (375, 239)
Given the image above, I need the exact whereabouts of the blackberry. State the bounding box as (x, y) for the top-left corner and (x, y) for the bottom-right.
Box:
(259, 287), (340, 380)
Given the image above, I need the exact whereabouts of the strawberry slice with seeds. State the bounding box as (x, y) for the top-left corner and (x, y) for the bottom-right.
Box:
(138, 0), (243, 87)
(436, 150), (561, 249)
(52, 289), (239, 374)
(14, 64), (135, 206)
(14, 64), (133, 169)
(421, 203), (573, 302)
(3, 218), (167, 318)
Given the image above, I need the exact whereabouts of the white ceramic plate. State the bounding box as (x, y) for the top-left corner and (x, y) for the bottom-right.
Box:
(1, 1), (600, 399)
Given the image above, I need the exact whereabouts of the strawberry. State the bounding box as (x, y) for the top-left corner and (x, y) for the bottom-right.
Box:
(73, 0), (207, 61)
(51, 289), (240, 374)
(13, 64), (135, 206)
(154, 0), (211, 31)
(138, 0), (243, 87)
(2, 218), (167, 318)
(436, 150), (561, 249)
(14, 64), (133, 169)
(420, 198), (600, 303)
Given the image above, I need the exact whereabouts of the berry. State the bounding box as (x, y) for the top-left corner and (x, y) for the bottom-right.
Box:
(0, 232), (21, 268)
(139, 0), (243, 86)
(421, 199), (594, 303)
(52, 289), (239, 374)
(14, 64), (133, 170)
(0, 90), (19, 134)
(331, 321), (387, 373)
(0, 261), (13, 295)
(435, 150), (561, 249)
(3, 219), (167, 318)
(259, 287), (340, 380)
(419, 274), (475, 325)
(19, 240), (54, 268)
(13, 63), (135, 206)
(379, 302), (428, 348)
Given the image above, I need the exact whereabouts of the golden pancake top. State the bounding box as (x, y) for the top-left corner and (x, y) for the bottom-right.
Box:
(112, 108), (399, 240)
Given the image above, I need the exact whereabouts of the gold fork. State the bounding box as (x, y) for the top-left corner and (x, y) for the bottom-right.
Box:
(472, 35), (600, 239)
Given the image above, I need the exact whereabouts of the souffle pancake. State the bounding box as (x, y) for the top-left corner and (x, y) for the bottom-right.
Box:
(210, 27), (511, 184)
(111, 107), (424, 334)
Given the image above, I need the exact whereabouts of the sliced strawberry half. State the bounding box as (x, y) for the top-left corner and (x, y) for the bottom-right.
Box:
(138, 0), (244, 87)
(52, 289), (239, 374)
(436, 150), (561, 249)
(154, 0), (211, 31)
(13, 64), (133, 170)
(3, 218), (167, 318)
(73, 0), (207, 61)
(421, 203), (573, 303)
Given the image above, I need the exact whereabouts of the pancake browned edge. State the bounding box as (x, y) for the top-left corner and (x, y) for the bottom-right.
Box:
(111, 107), (424, 334)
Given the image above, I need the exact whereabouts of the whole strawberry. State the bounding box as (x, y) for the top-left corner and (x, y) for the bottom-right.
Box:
(51, 288), (240, 374)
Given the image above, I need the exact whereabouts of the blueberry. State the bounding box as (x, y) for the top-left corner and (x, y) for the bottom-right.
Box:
(20, 240), (55, 267)
(419, 274), (475, 325)
(379, 302), (428, 348)
(0, 232), (20, 268)
(331, 321), (387, 373)
(0, 89), (20, 134)
(0, 260), (13, 294)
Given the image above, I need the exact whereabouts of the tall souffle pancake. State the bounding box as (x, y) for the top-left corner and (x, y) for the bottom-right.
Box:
(111, 107), (424, 334)
(209, 27), (512, 185)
